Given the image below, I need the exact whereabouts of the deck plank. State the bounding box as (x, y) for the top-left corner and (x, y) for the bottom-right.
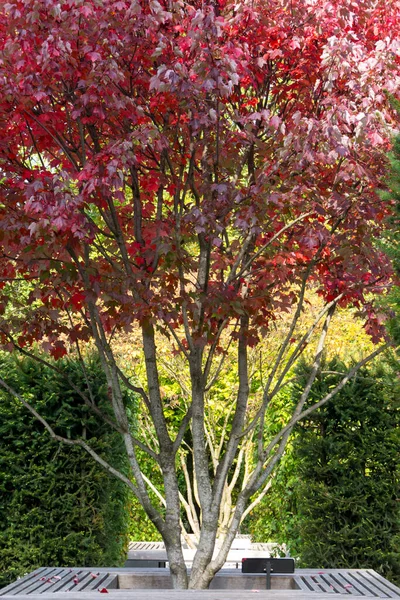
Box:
(2, 568), (399, 598)
(342, 572), (388, 598)
(295, 575), (336, 594)
(292, 576), (312, 593)
(9, 569), (64, 596)
(320, 572), (365, 596)
(0, 591), (366, 600)
(46, 571), (85, 594)
(66, 573), (103, 592)
(29, 570), (87, 595)
(0, 569), (47, 596)
(358, 572), (400, 599)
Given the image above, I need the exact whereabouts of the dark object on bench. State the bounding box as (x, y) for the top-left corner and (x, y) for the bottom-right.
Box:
(125, 559), (166, 568)
(242, 557), (295, 589)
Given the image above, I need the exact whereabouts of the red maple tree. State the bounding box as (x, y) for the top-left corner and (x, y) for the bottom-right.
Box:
(0, 0), (399, 588)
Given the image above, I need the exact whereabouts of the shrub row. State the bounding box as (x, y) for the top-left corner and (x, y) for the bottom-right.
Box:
(0, 354), (131, 587)
(249, 359), (400, 585)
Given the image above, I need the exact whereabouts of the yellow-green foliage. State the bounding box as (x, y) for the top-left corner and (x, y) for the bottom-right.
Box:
(113, 299), (377, 542)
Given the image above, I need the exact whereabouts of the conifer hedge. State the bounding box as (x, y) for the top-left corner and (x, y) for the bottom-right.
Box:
(0, 354), (132, 587)
(249, 359), (400, 585)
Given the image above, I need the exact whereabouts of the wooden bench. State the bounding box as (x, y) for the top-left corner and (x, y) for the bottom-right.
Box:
(0, 568), (118, 596)
(0, 592), (379, 600)
(293, 570), (400, 598)
(126, 540), (278, 568)
(1, 567), (400, 598)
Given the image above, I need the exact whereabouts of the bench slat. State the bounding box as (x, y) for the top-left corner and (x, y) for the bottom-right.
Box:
(321, 572), (368, 596)
(30, 569), (79, 595)
(72, 573), (105, 592)
(294, 575), (334, 594)
(293, 576), (313, 592)
(2, 567), (399, 597)
(343, 571), (388, 598)
(310, 575), (337, 594)
(57, 571), (97, 593)
(359, 571), (400, 599)
(72, 573), (116, 592)
(10, 569), (65, 596)
(43, 570), (83, 594)
(0, 569), (47, 596)
(58, 572), (95, 593)
(93, 574), (118, 591)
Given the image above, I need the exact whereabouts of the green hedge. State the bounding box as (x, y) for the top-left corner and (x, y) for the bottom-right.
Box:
(0, 354), (132, 587)
(249, 359), (400, 584)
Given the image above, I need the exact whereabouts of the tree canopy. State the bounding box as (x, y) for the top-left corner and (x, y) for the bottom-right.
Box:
(0, 0), (399, 589)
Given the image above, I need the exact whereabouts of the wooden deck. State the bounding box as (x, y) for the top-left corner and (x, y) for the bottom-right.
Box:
(0, 568), (118, 596)
(0, 591), (371, 600)
(1, 568), (400, 598)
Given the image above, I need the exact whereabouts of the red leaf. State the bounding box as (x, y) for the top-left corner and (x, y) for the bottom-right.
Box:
(86, 52), (102, 62)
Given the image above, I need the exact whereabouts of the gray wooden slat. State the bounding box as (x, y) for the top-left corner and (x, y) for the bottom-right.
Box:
(308, 575), (337, 594)
(315, 574), (345, 595)
(65, 573), (100, 592)
(130, 542), (165, 551)
(0, 592), (361, 600)
(2, 567), (398, 597)
(42, 570), (82, 594)
(321, 572), (368, 596)
(31, 569), (85, 595)
(301, 573), (336, 594)
(64, 573), (117, 593)
(66, 571), (114, 592)
(92, 574), (118, 591)
(55, 571), (97, 593)
(293, 576), (313, 592)
(11, 569), (55, 596)
(0, 569), (47, 596)
(296, 575), (325, 592)
(359, 571), (400, 598)
(77, 573), (110, 592)
(40, 570), (89, 594)
(9, 569), (63, 595)
(35, 569), (111, 594)
(343, 572), (387, 599)
(367, 570), (400, 596)
(341, 572), (386, 598)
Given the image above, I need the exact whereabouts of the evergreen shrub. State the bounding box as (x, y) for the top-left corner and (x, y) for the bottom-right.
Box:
(249, 359), (400, 584)
(0, 354), (132, 587)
